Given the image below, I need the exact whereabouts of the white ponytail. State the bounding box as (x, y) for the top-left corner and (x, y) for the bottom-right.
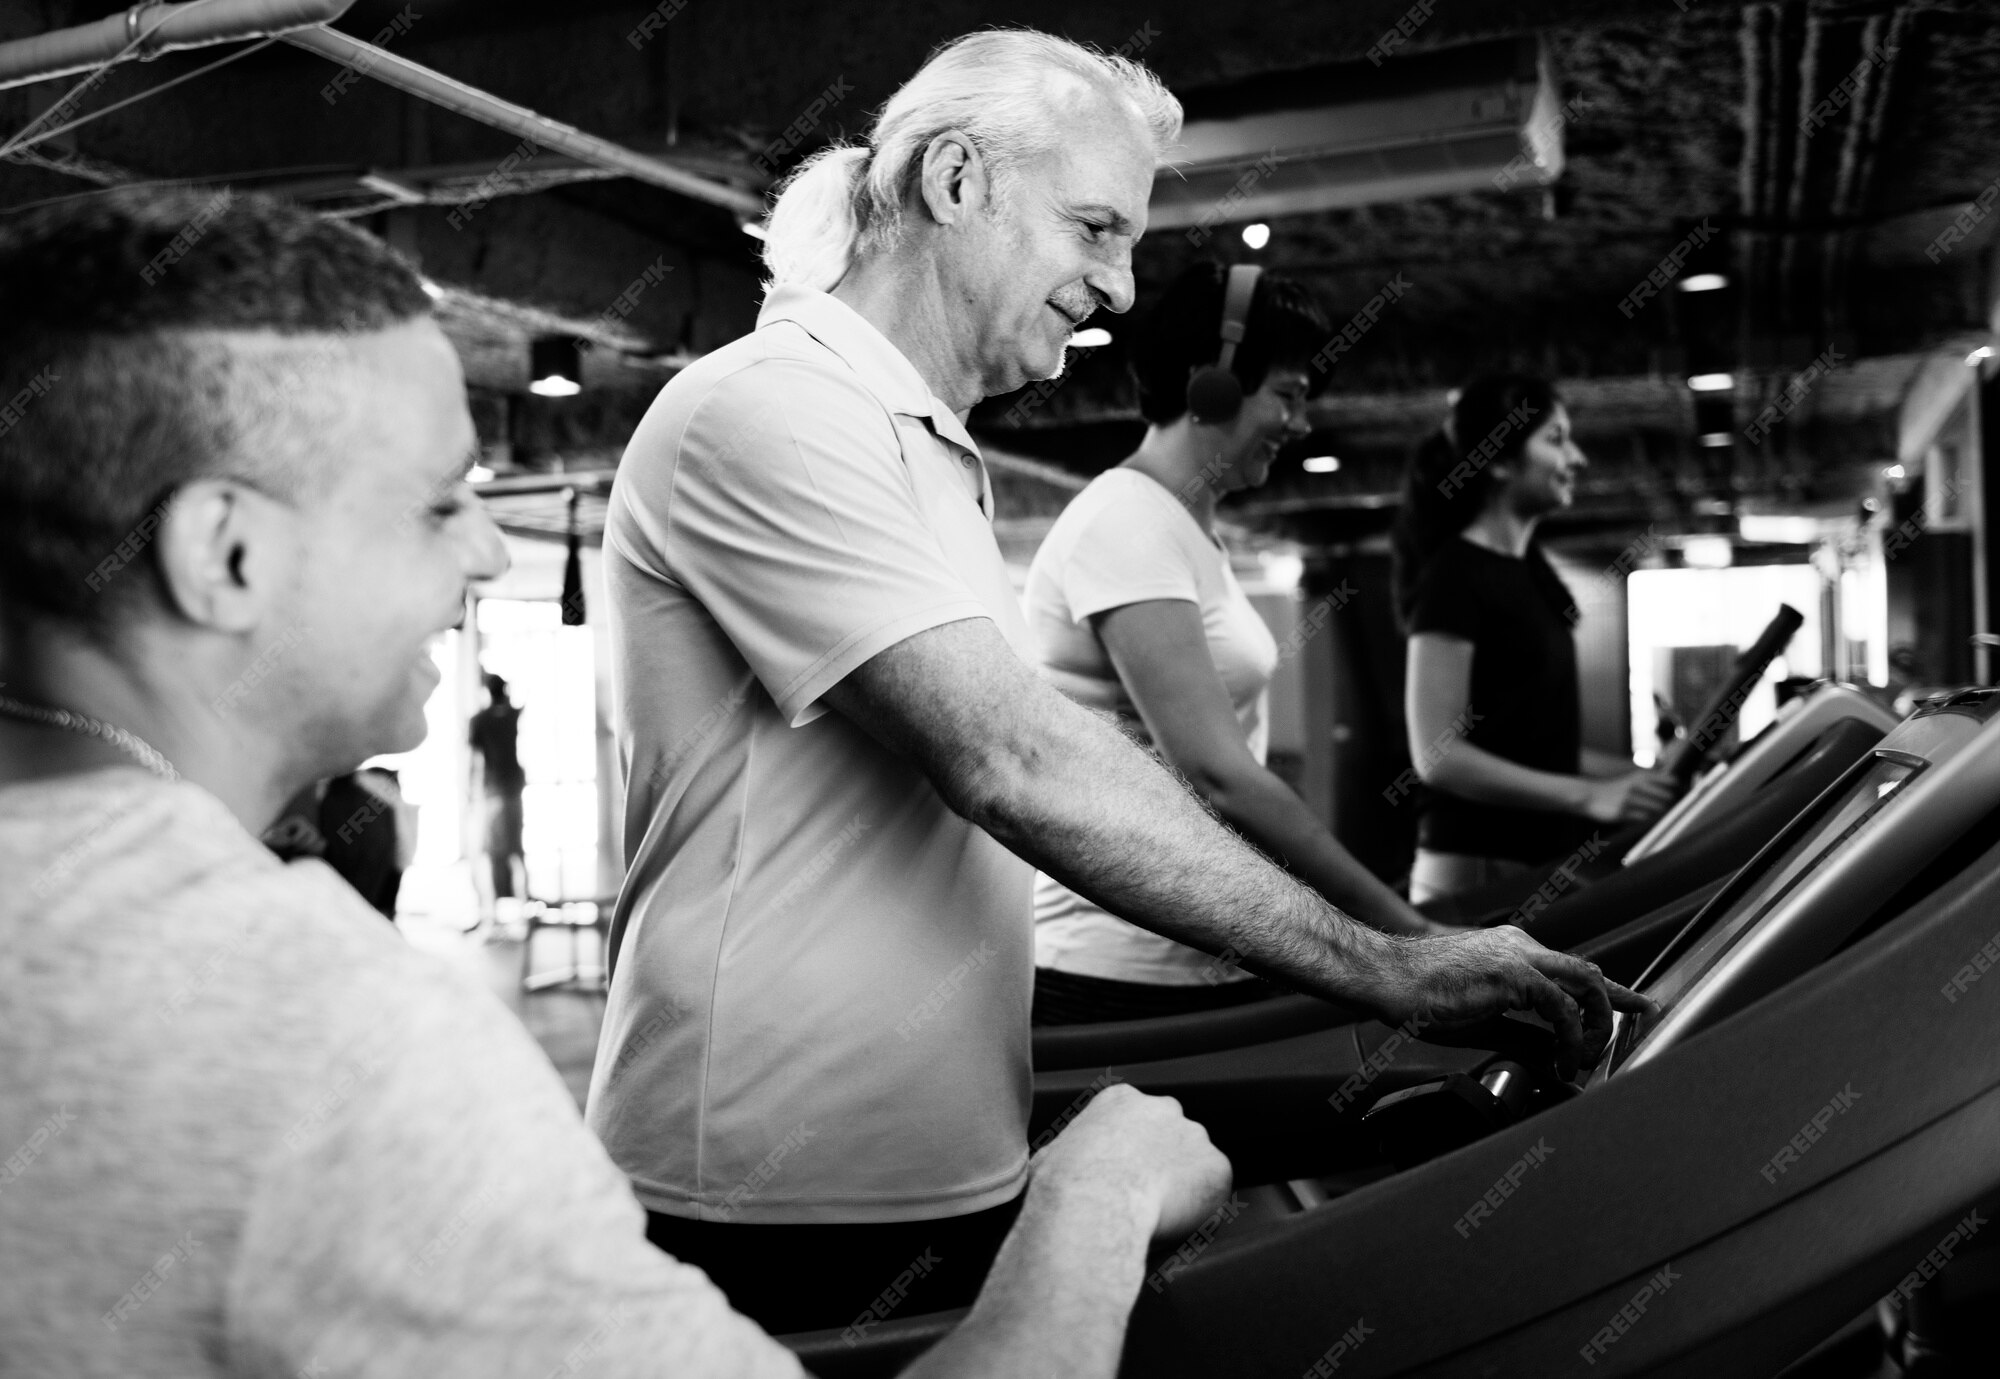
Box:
(762, 145), (870, 292)
(761, 29), (1181, 293)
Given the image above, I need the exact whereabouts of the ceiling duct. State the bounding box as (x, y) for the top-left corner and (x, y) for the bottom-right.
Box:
(1150, 37), (1563, 231)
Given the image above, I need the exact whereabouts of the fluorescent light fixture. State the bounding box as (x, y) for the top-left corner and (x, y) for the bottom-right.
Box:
(1681, 535), (1734, 568)
(1068, 327), (1112, 349)
(1697, 432), (1733, 447)
(1301, 455), (1341, 473)
(1677, 273), (1728, 292)
(1969, 345), (1995, 366)
(1738, 514), (1818, 544)
(1884, 463), (1907, 480)
(1241, 222), (1271, 249)
(1688, 373), (1735, 392)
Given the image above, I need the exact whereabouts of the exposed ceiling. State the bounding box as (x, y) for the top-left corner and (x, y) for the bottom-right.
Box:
(4, 0), (1998, 549)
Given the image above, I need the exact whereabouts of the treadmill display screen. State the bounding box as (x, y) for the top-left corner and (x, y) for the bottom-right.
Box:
(1608, 750), (1925, 1072)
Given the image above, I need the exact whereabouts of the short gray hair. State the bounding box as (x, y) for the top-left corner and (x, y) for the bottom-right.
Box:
(762, 29), (1181, 292)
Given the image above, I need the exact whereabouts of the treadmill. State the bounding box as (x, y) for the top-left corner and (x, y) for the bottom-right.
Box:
(1114, 687), (2000, 1377)
(784, 689), (2000, 1377)
(1021, 705), (1892, 1187)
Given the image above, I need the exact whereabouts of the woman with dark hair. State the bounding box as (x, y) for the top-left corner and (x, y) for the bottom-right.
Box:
(1024, 263), (1451, 1026)
(1393, 374), (1677, 903)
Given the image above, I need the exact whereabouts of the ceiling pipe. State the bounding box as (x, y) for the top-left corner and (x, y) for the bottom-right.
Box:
(0, 3), (764, 219)
(0, 0), (354, 90)
(282, 26), (765, 218)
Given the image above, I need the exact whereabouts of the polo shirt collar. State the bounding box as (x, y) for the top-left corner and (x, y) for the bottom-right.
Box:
(758, 285), (982, 456)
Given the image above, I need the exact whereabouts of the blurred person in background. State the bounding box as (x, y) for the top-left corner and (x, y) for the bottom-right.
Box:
(1025, 262), (1454, 1027)
(468, 668), (525, 930)
(1391, 374), (1677, 903)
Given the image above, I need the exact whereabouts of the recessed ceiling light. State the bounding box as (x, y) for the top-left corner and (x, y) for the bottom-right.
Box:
(1241, 223), (1271, 250)
(1302, 455), (1341, 473)
(1688, 373), (1735, 392)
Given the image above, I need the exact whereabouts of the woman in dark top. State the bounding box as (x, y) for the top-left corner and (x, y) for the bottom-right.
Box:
(1391, 374), (1677, 902)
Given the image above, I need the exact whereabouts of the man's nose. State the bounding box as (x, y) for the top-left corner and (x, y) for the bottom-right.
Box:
(1087, 250), (1135, 316)
(462, 500), (512, 582)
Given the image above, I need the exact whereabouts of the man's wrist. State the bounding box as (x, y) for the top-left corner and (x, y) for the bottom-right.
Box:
(1305, 902), (1411, 1014)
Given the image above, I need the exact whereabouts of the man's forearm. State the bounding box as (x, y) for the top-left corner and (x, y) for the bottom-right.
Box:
(968, 698), (1404, 1008)
(900, 1175), (1154, 1379)
(1208, 765), (1438, 936)
(824, 619), (1409, 1009)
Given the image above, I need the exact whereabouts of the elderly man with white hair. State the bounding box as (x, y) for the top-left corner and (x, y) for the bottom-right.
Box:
(594, 26), (1647, 1336)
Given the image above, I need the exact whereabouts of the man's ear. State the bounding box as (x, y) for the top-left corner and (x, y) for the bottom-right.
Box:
(152, 480), (296, 634)
(916, 129), (988, 226)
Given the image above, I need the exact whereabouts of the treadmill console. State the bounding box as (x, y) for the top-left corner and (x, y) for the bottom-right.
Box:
(1602, 694), (2000, 1078)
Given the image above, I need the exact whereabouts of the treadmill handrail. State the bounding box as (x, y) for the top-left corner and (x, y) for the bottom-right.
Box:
(1032, 992), (1365, 1071)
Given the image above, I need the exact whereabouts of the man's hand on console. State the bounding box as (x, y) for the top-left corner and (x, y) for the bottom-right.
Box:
(1028, 1082), (1232, 1241)
(906, 1085), (1231, 1378)
(1371, 926), (1655, 1079)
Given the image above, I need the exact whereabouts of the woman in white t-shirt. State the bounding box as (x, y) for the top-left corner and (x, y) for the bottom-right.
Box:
(1025, 263), (1453, 1025)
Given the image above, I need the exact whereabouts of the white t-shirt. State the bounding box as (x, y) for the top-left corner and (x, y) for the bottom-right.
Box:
(593, 285), (1036, 1225)
(1024, 467), (1279, 985)
(0, 769), (800, 1379)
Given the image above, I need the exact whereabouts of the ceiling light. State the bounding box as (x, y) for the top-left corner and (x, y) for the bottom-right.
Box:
(1678, 273), (1728, 292)
(1697, 432), (1733, 447)
(1301, 455), (1340, 473)
(1681, 535), (1734, 568)
(1241, 222), (1271, 250)
(1068, 327), (1112, 349)
(1969, 345), (1995, 366)
(1884, 463), (1907, 480)
(529, 335), (584, 397)
(1688, 373), (1735, 392)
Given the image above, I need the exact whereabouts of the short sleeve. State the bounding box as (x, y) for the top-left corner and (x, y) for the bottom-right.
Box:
(632, 358), (991, 726)
(1408, 547), (1484, 643)
(1056, 481), (1209, 625)
(230, 955), (805, 1379)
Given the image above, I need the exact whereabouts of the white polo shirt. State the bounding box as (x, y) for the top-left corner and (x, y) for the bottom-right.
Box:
(589, 285), (1035, 1225)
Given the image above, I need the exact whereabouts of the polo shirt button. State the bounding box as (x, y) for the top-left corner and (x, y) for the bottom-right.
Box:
(960, 454), (975, 466)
